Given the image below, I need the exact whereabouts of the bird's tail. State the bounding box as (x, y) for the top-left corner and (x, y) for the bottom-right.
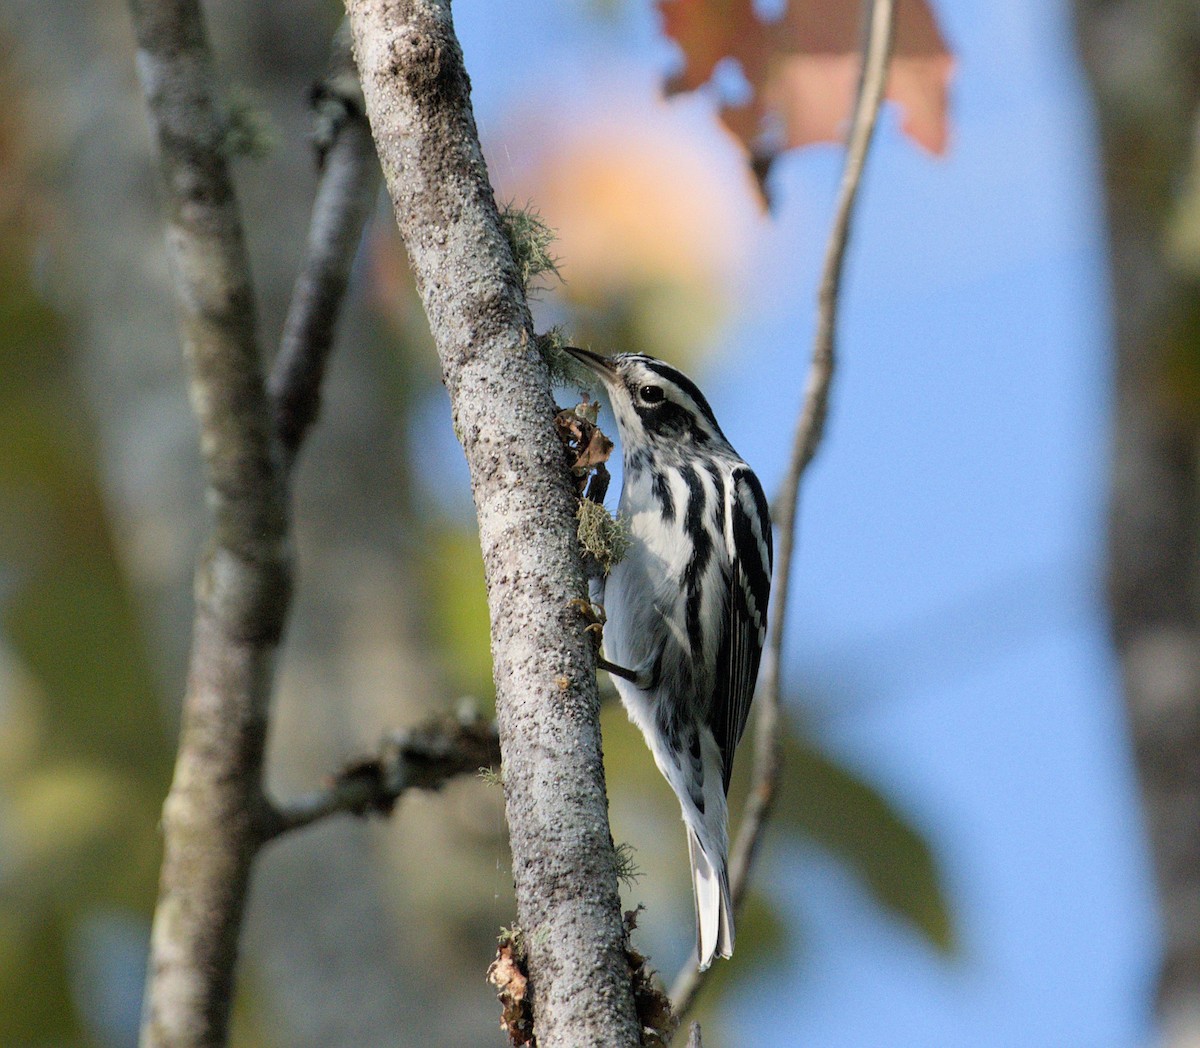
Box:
(687, 827), (733, 971)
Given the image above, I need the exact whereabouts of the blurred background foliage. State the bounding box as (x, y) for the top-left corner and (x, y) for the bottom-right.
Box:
(0, 0), (963, 1046)
(0, 58), (170, 1045)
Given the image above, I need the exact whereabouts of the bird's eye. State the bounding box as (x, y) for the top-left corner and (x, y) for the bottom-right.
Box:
(639, 385), (665, 404)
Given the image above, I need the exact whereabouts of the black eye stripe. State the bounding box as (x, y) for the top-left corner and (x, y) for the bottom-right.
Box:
(633, 358), (722, 434)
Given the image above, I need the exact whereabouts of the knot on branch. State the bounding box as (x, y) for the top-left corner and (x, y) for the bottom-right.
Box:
(390, 22), (461, 101)
(310, 20), (366, 170)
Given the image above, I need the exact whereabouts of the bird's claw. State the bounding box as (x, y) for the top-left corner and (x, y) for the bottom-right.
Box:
(569, 597), (607, 642)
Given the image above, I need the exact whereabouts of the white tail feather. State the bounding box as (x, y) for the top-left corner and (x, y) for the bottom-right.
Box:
(687, 829), (734, 971)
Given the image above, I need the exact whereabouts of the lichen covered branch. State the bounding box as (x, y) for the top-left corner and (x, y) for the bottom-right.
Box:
(131, 8), (382, 1046)
(344, 1), (641, 1043)
(129, 2), (289, 1046)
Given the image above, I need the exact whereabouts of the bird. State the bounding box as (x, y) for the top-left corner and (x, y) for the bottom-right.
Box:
(564, 345), (773, 970)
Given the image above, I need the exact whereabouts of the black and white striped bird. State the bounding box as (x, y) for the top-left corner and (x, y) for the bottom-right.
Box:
(565, 346), (773, 970)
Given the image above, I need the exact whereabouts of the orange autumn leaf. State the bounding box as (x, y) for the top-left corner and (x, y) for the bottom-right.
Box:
(659, 0), (954, 198)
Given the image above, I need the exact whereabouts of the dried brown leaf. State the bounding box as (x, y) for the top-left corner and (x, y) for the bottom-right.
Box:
(659, 0), (954, 201)
(487, 943), (535, 1046)
(554, 399), (614, 500)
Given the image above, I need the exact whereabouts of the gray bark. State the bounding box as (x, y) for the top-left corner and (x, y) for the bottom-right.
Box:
(129, 4), (290, 1045)
(127, 4), (392, 1045)
(270, 22), (381, 463)
(344, 2), (641, 1044)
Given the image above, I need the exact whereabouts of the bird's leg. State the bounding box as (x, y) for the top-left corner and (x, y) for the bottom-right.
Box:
(568, 598), (652, 688)
(595, 655), (644, 685)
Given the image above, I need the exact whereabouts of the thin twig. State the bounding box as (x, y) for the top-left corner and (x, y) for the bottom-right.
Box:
(262, 711), (501, 841)
(669, 0), (897, 1020)
(270, 20), (380, 462)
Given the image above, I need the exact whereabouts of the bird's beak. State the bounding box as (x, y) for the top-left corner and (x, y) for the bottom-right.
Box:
(564, 345), (617, 385)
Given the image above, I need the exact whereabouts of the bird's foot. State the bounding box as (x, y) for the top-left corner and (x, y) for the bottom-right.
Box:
(568, 597), (606, 639)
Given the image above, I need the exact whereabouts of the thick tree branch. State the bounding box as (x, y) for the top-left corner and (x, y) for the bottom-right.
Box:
(130, 7), (381, 1046)
(130, 3), (289, 1047)
(343, 2), (641, 1044)
(261, 710), (501, 841)
(669, 0), (897, 1018)
(1074, 4), (1200, 1040)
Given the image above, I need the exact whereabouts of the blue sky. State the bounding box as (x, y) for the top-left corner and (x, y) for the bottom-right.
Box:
(444, 1), (1162, 1044)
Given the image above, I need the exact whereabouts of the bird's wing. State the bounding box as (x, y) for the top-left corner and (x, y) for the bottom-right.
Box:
(711, 467), (773, 793)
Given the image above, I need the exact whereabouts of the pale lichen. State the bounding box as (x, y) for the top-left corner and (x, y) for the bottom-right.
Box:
(613, 840), (643, 890)
(576, 499), (628, 574)
(220, 85), (278, 160)
(499, 202), (561, 294)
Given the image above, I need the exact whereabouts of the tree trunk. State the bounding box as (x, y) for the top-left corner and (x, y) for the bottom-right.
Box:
(1074, 3), (1200, 1041)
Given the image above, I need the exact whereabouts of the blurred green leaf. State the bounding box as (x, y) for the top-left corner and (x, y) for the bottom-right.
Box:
(1162, 293), (1200, 422)
(9, 766), (130, 882)
(567, 283), (722, 376)
(773, 720), (955, 953)
(0, 911), (83, 1046)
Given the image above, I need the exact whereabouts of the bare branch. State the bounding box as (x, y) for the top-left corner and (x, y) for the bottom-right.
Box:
(270, 21), (380, 462)
(686, 1022), (703, 1048)
(344, 1), (641, 1044)
(262, 710), (501, 841)
(669, 0), (897, 1018)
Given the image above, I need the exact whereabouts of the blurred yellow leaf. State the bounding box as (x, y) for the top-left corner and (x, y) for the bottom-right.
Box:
(7, 766), (131, 887)
(422, 527), (495, 703)
(495, 89), (758, 366)
(0, 650), (43, 780)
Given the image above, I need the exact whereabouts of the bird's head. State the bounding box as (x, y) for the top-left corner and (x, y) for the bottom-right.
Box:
(564, 347), (728, 458)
